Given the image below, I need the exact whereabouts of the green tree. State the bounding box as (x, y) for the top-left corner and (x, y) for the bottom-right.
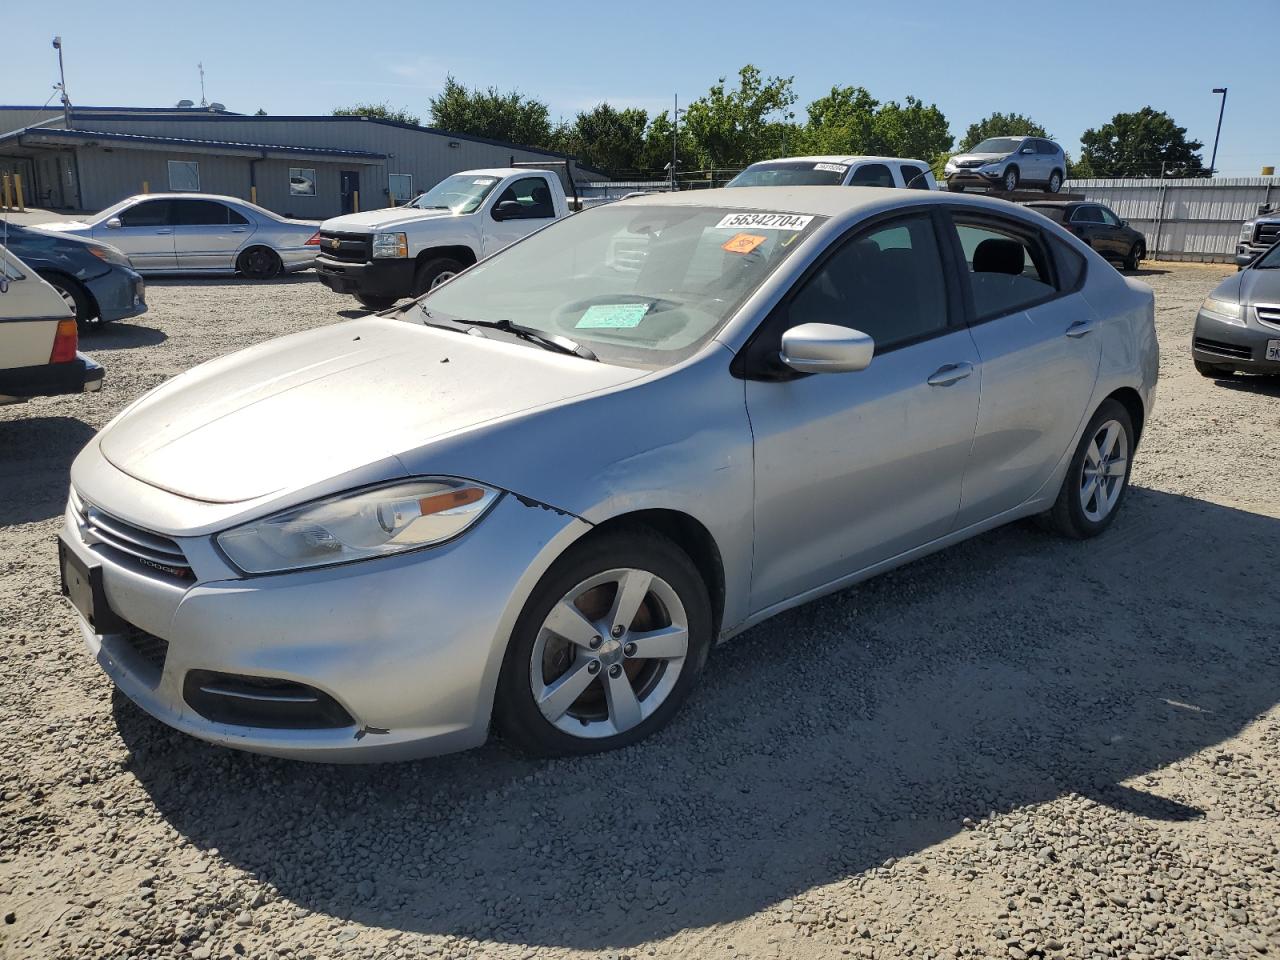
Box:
(428, 76), (552, 147)
(254, 107), (268, 117)
(959, 112), (1049, 152)
(638, 110), (694, 173)
(870, 96), (953, 162)
(1079, 107), (1204, 178)
(555, 103), (650, 174)
(796, 85), (879, 154)
(332, 101), (421, 126)
(681, 65), (797, 167)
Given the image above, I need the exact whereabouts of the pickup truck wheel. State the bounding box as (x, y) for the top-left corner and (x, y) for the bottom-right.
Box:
(236, 246), (282, 280)
(412, 257), (465, 296)
(355, 294), (397, 311)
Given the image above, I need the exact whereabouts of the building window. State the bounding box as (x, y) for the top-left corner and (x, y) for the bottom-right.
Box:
(388, 173), (413, 204)
(167, 160), (200, 192)
(289, 167), (316, 197)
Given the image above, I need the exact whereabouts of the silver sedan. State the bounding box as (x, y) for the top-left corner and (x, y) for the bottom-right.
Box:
(35, 194), (319, 278)
(59, 187), (1158, 761)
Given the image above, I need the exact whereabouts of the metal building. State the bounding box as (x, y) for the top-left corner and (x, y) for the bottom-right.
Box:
(0, 105), (604, 216)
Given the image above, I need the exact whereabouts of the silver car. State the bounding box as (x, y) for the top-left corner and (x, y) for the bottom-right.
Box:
(945, 137), (1067, 194)
(1192, 239), (1280, 376)
(59, 187), (1158, 761)
(35, 194), (320, 278)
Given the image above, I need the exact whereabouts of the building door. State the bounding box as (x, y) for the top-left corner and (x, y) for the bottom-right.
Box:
(340, 171), (360, 214)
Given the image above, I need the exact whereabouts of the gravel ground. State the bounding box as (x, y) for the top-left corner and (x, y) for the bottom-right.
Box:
(2, 264), (1279, 960)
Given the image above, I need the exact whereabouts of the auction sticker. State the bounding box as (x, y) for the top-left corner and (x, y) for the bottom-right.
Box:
(813, 162), (849, 174)
(577, 303), (651, 329)
(716, 212), (814, 231)
(722, 233), (767, 255)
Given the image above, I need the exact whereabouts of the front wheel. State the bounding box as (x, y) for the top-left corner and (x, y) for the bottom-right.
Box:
(1002, 167), (1020, 192)
(494, 528), (712, 757)
(39, 273), (96, 325)
(1041, 399), (1135, 539)
(411, 257), (466, 296)
(1124, 241), (1145, 272)
(236, 246), (282, 280)
(1047, 170), (1063, 193)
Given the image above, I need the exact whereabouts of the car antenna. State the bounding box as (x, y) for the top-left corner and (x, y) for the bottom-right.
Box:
(905, 170), (929, 189)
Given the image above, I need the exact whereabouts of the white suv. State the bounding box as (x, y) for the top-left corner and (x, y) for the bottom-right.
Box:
(727, 156), (938, 190)
(945, 137), (1066, 194)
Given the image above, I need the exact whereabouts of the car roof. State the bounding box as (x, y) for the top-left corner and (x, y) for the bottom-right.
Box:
(748, 154), (930, 167)
(613, 185), (1047, 221)
(120, 192), (249, 203)
(1023, 200), (1084, 207)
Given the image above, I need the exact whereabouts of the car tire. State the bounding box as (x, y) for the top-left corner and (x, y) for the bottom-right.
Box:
(946, 180), (965, 193)
(354, 293), (397, 311)
(494, 526), (712, 757)
(1041, 399), (1135, 540)
(1047, 170), (1063, 194)
(1124, 241), (1146, 272)
(39, 272), (97, 326)
(236, 246), (282, 280)
(1002, 167), (1020, 192)
(412, 257), (465, 296)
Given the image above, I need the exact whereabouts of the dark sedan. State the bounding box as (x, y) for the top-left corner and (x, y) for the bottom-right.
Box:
(1192, 241), (1280, 377)
(1023, 201), (1147, 272)
(0, 221), (147, 325)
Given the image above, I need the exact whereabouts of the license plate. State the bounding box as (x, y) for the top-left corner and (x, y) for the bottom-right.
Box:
(58, 537), (122, 633)
(1267, 339), (1280, 362)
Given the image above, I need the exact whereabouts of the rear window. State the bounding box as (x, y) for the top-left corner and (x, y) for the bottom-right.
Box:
(1025, 205), (1068, 224)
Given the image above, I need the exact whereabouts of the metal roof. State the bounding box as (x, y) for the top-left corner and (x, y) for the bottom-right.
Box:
(0, 125), (385, 160)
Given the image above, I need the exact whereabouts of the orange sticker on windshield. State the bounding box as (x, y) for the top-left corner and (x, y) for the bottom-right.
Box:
(722, 232), (767, 255)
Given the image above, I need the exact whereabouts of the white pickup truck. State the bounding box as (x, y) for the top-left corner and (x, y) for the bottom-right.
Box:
(316, 165), (580, 310)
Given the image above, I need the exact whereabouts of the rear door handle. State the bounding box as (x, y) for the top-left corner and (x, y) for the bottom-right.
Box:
(927, 361), (974, 387)
(155, 228), (172, 235)
(1066, 319), (1096, 338)
(231, 227), (247, 233)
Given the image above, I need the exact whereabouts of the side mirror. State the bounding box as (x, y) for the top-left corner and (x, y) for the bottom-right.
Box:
(105, 217), (122, 229)
(492, 201), (521, 221)
(1121, 219), (1129, 227)
(779, 323), (874, 374)
(0, 277), (8, 294)
(1020, 147), (1035, 154)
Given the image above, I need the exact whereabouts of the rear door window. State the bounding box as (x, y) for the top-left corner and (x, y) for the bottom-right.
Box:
(171, 199), (233, 225)
(1037, 140), (1058, 155)
(1072, 205), (1104, 224)
(950, 218), (1059, 320)
(899, 164), (929, 190)
(848, 163), (896, 188)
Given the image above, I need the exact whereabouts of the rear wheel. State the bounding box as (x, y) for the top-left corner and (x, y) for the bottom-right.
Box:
(354, 293), (397, 311)
(1002, 167), (1020, 192)
(39, 272), (96, 325)
(1047, 170), (1063, 194)
(1041, 399), (1134, 539)
(494, 528), (712, 757)
(236, 246), (282, 280)
(1124, 241), (1146, 272)
(411, 257), (465, 296)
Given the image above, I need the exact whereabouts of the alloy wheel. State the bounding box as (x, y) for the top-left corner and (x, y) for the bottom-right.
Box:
(530, 568), (689, 739)
(1049, 172), (1062, 193)
(431, 271), (456, 289)
(1079, 419), (1129, 523)
(51, 282), (78, 318)
(1004, 170), (1018, 191)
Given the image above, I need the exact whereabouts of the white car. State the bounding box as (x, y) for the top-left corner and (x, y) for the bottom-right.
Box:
(727, 156), (938, 190)
(0, 246), (103, 403)
(35, 194), (321, 279)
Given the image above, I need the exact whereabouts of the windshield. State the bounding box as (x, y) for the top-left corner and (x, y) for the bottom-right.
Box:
(1255, 243), (1280, 269)
(408, 174), (501, 213)
(970, 138), (1022, 154)
(415, 204), (824, 368)
(727, 161), (847, 187)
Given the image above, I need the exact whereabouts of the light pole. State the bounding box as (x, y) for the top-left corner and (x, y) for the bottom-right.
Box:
(670, 94), (679, 192)
(51, 36), (71, 129)
(1209, 87), (1228, 177)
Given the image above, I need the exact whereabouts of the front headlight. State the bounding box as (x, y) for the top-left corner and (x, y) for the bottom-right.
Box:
(982, 157), (1008, 168)
(372, 232), (408, 259)
(1240, 222), (1255, 241)
(88, 243), (133, 267)
(1201, 296), (1245, 325)
(216, 478), (501, 574)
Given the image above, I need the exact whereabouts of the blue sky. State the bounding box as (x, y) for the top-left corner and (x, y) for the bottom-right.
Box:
(6, 0), (1277, 176)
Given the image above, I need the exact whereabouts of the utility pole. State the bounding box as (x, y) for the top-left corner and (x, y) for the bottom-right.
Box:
(1209, 87), (1228, 177)
(670, 94), (678, 193)
(51, 37), (71, 128)
(198, 62), (208, 108)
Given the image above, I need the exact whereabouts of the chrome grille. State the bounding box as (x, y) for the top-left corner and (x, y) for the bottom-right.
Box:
(1255, 223), (1280, 246)
(72, 492), (193, 580)
(1255, 304), (1280, 329)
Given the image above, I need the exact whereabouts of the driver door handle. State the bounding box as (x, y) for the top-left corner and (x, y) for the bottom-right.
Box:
(155, 228), (172, 235)
(1066, 319), (1096, 338)
(927, 361), (974, 387)
(231, 227), (247, 233)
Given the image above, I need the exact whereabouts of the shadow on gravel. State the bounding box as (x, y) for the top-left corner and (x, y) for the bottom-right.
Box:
(337, 309), (376, 319)
(81, 323), (168, 349)
(117, 486), (1280, 950)
(1209, 375), (1280, 397)
(0, 417), (96, 525)
(144, 273), (316, 288)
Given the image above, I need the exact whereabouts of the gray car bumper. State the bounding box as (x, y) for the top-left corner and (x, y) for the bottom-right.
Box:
(1191, 308), (1280, 372)
(85, 266), (147, 323)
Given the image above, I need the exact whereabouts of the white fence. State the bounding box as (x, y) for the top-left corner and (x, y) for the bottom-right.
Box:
(1063, 177), (1280, 263)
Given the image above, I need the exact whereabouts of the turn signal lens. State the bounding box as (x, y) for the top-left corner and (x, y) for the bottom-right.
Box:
(305, 231), (321, 246)
(49, 319), (78, 364)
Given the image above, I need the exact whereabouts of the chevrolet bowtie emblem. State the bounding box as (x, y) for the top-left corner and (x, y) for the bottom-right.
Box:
(327, 237), (341, 248)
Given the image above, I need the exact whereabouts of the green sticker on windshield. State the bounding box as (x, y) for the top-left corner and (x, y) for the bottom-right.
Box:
(576, 303), (650, 329)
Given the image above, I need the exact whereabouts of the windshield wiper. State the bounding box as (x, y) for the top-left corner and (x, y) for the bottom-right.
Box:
(467, 318), (598, 361)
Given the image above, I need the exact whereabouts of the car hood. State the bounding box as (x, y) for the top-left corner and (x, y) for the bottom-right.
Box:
(321, 208), (456, 232)
(1232, 267), (1280, 303)
(31, 220), (92, 233)
(97, 316), (643, 504)
(951, 152), (1008, 165)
